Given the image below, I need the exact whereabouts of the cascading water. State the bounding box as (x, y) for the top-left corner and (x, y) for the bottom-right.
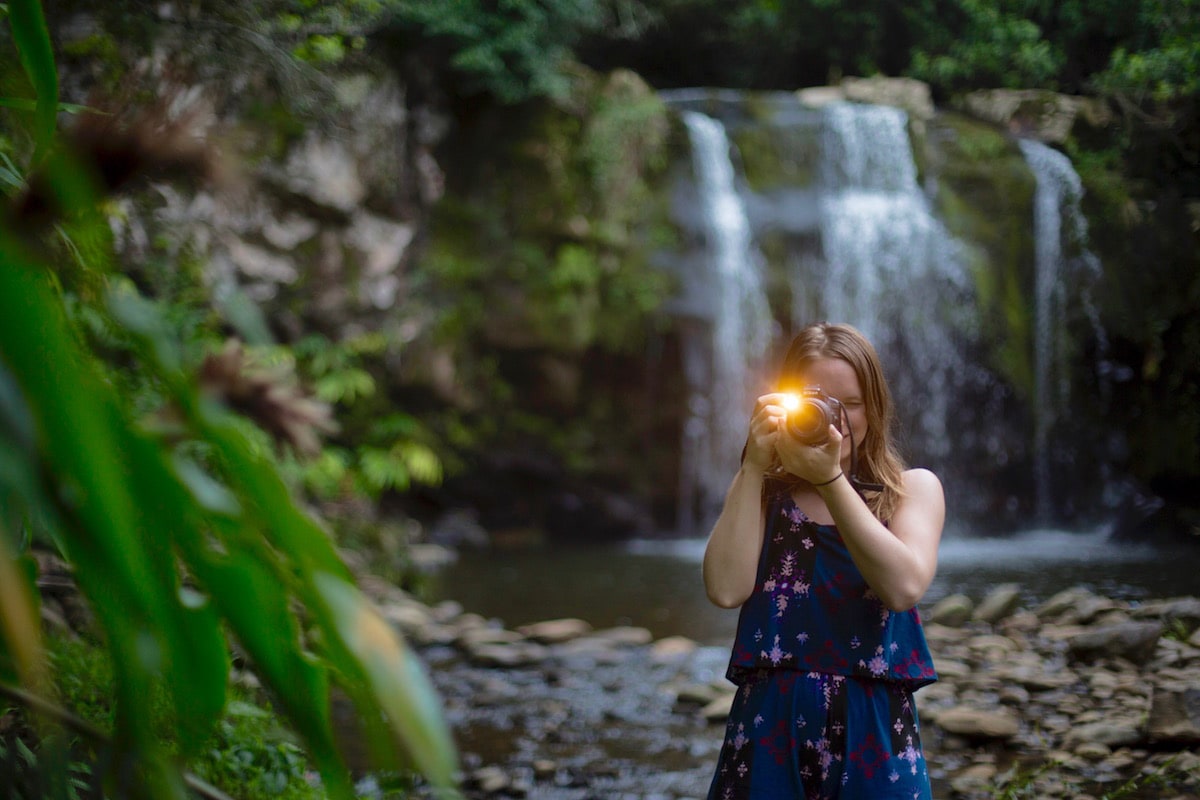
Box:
(673, 110), (775, 533)
(1017, 138), (1102, 521)
(666, 95), (974, 531)
(809, 103), (970, 459)
(663, 91), (1106, 533)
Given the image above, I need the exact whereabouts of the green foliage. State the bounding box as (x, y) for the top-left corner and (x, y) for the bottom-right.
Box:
(1092, 0), (1200, 104)
(262, 0), (605, 104)
(384, 0), (603, 103)
(907, 0), (1063, 91)
(0, 728), (99, 800)
(275, 333), (445, 500)
(4, 634), (327, 799)
(0, 3), (458, 798)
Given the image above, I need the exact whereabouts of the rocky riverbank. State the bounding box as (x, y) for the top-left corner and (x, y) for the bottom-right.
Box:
(358, 574), (1200, 799)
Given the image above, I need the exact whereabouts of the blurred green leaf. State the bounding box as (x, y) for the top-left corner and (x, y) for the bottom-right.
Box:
(0, 97), (100, 114)
(7, 0), (57, 153)
(315, 368), (375, 404)
(215, 287), (275, 348)
(314, 573), (458, 790)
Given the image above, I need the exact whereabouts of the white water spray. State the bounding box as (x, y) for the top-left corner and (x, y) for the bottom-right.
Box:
(1018, 138), (1100, 521)
(676, 111), (774, 530)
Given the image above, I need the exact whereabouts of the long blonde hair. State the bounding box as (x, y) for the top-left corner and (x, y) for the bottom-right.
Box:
(770, 322), (906, 521)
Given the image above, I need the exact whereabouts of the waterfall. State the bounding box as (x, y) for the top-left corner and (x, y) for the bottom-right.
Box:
(675, 111), (774, 532)
(667, 99), (970, 531)
(1018, 138), (1101, 521)
(809, 103), (969, 457)
(663, 91), (1106, 533)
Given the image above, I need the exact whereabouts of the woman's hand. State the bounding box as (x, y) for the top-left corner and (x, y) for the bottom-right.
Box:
(774, 419), (844, 485)
(743, 393), (794, 471)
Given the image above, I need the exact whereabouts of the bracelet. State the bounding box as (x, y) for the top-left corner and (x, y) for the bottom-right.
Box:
(812, 471), (843, 487)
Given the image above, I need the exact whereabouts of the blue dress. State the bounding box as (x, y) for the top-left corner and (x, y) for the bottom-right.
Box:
(708, 484), (937, 799)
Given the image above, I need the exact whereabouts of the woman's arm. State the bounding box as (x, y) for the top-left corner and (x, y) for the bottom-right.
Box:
(702, 393), (792, 608)
(817, 468), (945, 611)
(702, 465), (767, 608)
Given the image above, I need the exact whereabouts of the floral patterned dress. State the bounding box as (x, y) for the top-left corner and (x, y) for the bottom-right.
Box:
(707, 485), (937, 799)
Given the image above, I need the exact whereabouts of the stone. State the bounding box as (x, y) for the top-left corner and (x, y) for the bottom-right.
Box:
(467, 643), (547, 668)
(458, 626), (525, 648)
(795, 86), (845, 108)
(841, 75), (935, 121)
(470, 765), (511, 794)
(1074, 741), (1111, 760)
(1037, 586), (1100, 620)
(517, 618), (593, 644)
(959, 89), (1112, 144)
(968, 633), (1022, 655)
(380, 601), (434, 634)
(282, 133), (366, 213)
(929, 593), (974, 627)
(974, 583), (1023, 624)
(1068, 621), (1163, 665)
(949, 762), (998, 794)
(586, 626), (654, 647)
(1154, 597), (1200, 636)
(701, 693), (735, 722)
(223, 235), (298, 283)
(675, 683), (721, 707)
(935, 706), (1020, 740)
(934, 659), (971, 679)
(651, 635), (698, 660)
(261, 212), (318, 249)
(1063, 719), (1144, 749)
(1147, 687), (1200, 744)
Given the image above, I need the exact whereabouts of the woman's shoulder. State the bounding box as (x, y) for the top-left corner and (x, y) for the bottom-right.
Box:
(897, 468), (945, 516)
(901, 466), (941, 487)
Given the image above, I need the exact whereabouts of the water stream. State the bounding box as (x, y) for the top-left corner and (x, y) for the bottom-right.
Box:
(430, 529), (1198, 648)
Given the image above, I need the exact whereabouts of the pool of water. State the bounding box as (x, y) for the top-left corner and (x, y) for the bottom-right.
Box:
(427, 528), (1199, 645)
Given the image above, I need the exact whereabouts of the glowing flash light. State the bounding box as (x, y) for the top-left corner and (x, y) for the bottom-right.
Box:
(781, 394), (801, 411)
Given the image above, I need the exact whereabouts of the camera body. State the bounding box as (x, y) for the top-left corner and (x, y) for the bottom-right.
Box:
(784, 386), (843, 446)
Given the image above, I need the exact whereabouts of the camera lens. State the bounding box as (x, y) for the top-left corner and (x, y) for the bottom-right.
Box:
(786, 398), (832, 445)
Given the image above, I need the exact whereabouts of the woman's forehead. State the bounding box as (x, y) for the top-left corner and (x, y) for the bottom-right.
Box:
(793, 357), (862, 393)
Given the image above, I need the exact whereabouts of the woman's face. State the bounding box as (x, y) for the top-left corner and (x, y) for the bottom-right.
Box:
(799, 357), (868, 463)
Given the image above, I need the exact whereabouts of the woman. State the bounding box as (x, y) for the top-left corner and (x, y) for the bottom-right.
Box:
(703, 322), (944, 799)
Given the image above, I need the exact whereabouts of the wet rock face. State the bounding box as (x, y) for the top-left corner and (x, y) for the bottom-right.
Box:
(360, 578), (1200, 799)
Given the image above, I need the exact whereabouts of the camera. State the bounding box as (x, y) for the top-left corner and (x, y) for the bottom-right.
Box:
(783, 387), (843, 446)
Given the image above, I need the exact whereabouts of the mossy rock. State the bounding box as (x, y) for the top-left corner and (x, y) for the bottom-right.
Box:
(924, 112), (1039, 399)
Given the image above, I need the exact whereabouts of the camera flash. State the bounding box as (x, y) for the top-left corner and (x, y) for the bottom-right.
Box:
(781, 394), (800, 411)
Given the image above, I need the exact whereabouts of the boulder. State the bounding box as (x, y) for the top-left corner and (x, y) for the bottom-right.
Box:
(1067, 621), (1163, 665)
(517, 618), (593, 644)
(973, 583), (1023, 624)
(701, 693), (736, 722)
(959, 89), (1112, 143)
(1147, 687), (1200, 744)
(841, 75), (935, 121)
(1063, 718), (1144, 749)
(928, 593), (974, 627)
(935, 706), (1020, 740)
